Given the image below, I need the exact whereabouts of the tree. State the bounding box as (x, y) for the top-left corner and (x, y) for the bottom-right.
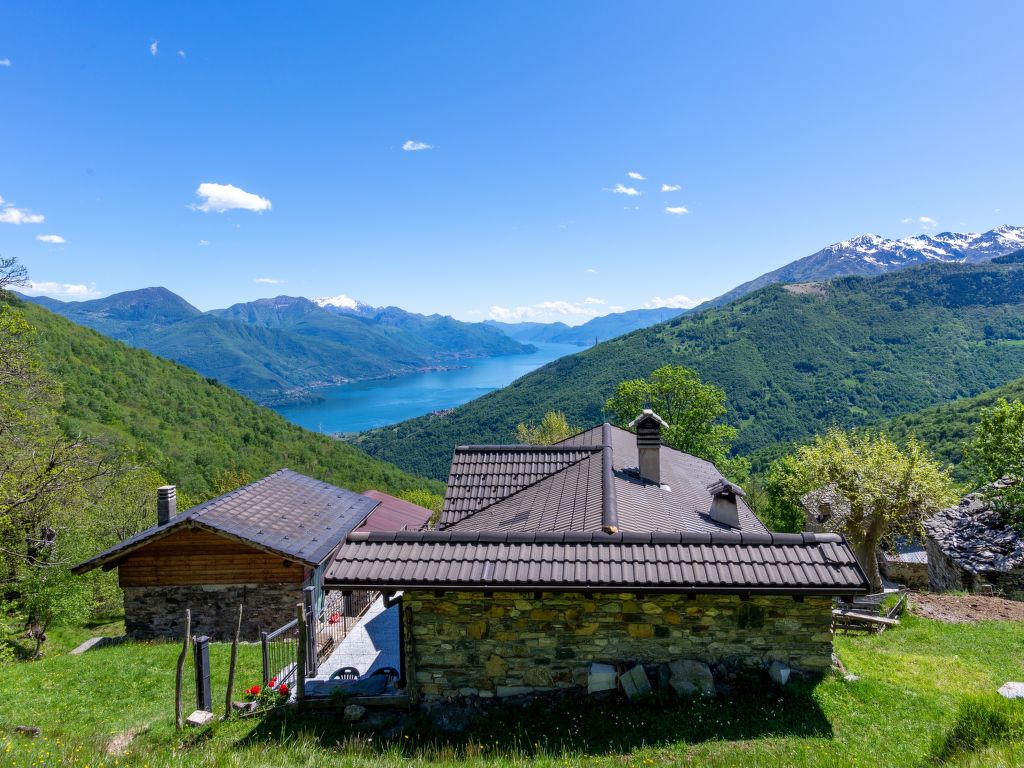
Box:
(965, 397), (1024, 527)
(604, 365), (748, 482)
(749, 454), (807, 533)
(791, 429), (957, 591)
(0, 288), (132, 655)
(0, 256), (28, 297)
(515, 411), (577, 446)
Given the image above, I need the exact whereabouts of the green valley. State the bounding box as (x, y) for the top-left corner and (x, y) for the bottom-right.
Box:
(354, 253), (1024, 481)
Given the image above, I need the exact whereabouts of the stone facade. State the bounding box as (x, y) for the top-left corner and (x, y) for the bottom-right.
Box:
(403, 591), (834, 701)
(924, 486), (1024, 600)
(879, 557), (929, 591)
(123, 582), (305, 641)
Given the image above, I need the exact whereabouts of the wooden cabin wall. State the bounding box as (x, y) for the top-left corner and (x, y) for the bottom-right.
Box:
(116, 528), (304, 587)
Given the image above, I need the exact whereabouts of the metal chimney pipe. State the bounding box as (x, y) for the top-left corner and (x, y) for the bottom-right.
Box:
(157, 485), (177, 526)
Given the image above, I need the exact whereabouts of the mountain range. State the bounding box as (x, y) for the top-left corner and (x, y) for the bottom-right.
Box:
(486, 307), (687, 346)
(20, 288), (534, 404)
(352, 250), (1024, 481)
(704, 225), (1024, 308)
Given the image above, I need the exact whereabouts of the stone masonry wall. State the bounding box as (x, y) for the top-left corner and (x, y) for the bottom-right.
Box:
(926, 536), (972, 593)
(405, 591), (834, 701)
(123, 583), (304, 641)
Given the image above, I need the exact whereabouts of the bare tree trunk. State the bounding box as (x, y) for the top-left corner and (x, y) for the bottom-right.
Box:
(224, 605), (243, 719)
(174, 609), (191, 730)
(855, 539), (882, 593)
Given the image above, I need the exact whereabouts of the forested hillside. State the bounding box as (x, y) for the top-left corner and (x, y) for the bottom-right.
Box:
(880, 376), (1024, 481)
(12, 297), (443, 502)
(354, 254), (1024, 481)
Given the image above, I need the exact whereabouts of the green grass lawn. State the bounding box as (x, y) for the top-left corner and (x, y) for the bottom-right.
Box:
(2, 613), (1023, 768)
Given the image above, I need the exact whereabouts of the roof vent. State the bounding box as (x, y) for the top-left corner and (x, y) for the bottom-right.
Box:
(707, 479), (743, 528)
(628, 409), (668, 485)
(157, 485), (177, 526)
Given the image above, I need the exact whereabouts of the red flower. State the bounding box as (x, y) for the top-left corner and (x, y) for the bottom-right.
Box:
(278, 683), (289, 696)
(248, 685), (261, 696)
(268, 677), (277, 688)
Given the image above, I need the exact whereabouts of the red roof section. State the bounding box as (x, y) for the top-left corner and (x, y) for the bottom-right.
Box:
(358, 490), (434, 533)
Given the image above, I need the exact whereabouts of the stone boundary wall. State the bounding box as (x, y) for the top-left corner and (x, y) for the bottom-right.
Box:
(123, 583), (304, 641)
(404, 591), (834, 701)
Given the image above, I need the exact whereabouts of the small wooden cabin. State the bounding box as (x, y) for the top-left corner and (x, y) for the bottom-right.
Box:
(73, 469), (427, 640)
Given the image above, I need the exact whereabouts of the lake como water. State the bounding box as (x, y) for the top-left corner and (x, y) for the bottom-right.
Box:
(272, 342), (580, 434)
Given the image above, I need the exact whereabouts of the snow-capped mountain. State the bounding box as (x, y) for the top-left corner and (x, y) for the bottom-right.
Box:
(707, 225), (1024, 308)
(312, 293), (373, 314)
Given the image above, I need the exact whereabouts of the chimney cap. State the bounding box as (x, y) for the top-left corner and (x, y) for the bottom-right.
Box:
(708, 478), (745, 498)
(629, 409), (669, 429)
(157, 485), (176, 495)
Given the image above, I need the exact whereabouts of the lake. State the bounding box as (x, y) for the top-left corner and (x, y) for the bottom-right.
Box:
(272, 342), (581, 434)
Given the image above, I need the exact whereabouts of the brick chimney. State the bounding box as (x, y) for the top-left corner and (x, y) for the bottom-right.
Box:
(628, 409), (669, 485)
(157, 485), (177, 526)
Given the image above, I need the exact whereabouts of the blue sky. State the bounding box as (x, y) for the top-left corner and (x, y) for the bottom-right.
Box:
(2, 2), (1022, 324)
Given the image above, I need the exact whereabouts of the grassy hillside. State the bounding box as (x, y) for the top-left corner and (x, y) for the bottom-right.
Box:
(354, 256), (1024, 481)
(13, 297), (443, 502)
(4, 613), (1022, 767)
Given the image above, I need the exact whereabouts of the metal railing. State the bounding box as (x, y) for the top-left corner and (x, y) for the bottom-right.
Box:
(260, 618), (300, 687)
(261, 588), (380, 687)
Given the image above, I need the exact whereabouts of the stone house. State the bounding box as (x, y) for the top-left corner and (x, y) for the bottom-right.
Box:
(325, 413), (868, 702)
(73, 469), (432, 640)
(924, 483), (1024, 600)
(802, 485), (928, 590)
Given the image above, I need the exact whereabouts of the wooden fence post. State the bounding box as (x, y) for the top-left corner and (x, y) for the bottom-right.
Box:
(174, 609), (191, 730)
(224, 604), (243, 719)
(295, 603), (307, 701)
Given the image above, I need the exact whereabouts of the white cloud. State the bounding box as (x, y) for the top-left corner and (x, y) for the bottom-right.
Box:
(584, 268), (597, 274)
(664, 206), (689, 215)
(627, 171), (645, 180)
(919, 216), (937, 228)
(177, 50), (186, 58)
(198, 239), (209, 246)
(0, 197), (45, 224)
(643, 294), (707, 309)
(661, 183), (681, 192)
(254, 277), (282, 284)
(191, 182), (271, 213)
(36, 234), (66, 244)
(402, 140), (433, 151)
(0, 58), (11, 67)
(489, 298), (616, 325)
(150, 40), (159, 56)
(24, 280), (100, 299)
(901, 217), (914, 223)
(610, 183), (641, 197)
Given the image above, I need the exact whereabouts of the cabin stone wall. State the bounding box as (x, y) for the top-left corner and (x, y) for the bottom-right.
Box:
(403, 591), (834, 702)
(123, 582), (304, 641)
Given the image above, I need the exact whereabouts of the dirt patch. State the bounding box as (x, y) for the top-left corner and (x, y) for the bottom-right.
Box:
(909, 592), (1024, 623)
(782, 282), (827, 296)
(106, 729), (137, 755)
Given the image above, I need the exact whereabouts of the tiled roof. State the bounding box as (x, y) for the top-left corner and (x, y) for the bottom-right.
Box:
(324, 530), (868, 594)
(358, 490), (434, 532)
(443, 424), (765, 535)
(73, 469), (379, 573)
(441, 445), (598, 528)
